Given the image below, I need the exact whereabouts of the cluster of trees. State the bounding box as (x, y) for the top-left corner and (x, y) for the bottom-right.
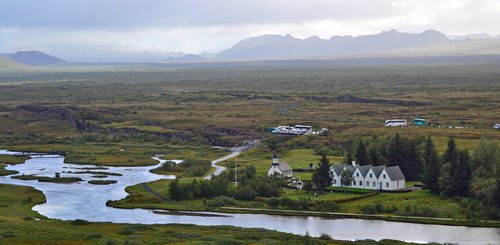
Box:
(422, 137), (500, 207)
(154, 159), (212, 177)
(341, 134), (499, 209)
(168, 166), (285, 201)
(346, 134), (422, 180)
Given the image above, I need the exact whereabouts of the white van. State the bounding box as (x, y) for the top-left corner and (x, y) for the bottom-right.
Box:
(385, 119), (407, 127)
(493, 124), (500, 129)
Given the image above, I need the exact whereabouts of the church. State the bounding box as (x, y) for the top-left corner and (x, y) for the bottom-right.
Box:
(267, 152), (293, 178)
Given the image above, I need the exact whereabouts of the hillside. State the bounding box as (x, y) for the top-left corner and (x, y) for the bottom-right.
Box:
(0, 56), (30, 71)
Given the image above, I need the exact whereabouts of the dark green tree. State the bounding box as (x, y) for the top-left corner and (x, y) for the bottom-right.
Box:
(355, 139), (369, 165)
(312, 154), (332, 191)
(340, 169), (354, 187)
(168, 179), (184, 201)
(422, 136), (441, 194)
(452, 150), (471, 197)
(368, 143), (383, 166)
(344, 150), (353, 165)
(387, 133), (404, 167)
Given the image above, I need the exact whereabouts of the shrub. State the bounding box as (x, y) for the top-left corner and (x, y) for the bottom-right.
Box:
(319, 233), (332, 240)
(85, 233), (103, 240)
(71, 219), (90, 225)
(315, 201), (340, 212)
(206, 196), (237, 207)
(360, 204), (378, 214)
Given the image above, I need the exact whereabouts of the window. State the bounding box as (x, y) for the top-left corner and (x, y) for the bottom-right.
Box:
(353, 180), (356, 185)
(366, 181), (369, 186)
(383, 174), (386, 179)
(369, 173), (373, 178)
(356, 173), (359, 177)
(333, 179), (336, 184)
(373, 181), (376, 186)
(386, 183), (389, 188)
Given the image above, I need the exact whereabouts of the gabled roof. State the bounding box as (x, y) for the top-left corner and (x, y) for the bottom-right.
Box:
(385, 166), (405, 180)
(331, 164), (346, 175)
(356, 165), (372, 177)
(371, 166), (386, 178)
(276, 161), (292, 172)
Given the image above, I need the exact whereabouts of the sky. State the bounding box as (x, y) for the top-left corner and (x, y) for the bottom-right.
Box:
(1, 0), (499, 58)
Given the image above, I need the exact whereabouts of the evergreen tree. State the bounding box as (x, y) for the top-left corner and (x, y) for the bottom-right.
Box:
(355, 139), (369, 165)
(387, 133), (404, 167)
(368, 143), (382, 166)
(344, 150), (353, 165)
(453, 150), (471, 197)
(422, 136), (441, 194)
(402, 138), (422, 181)
(312, 154), (332, 191)
(340, 169), (354, 187)
(443, 137), (458, 168)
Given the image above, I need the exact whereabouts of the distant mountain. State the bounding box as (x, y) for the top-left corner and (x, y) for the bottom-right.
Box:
(164, 54), (205, 63)
(0, 56), (30, 71)
(1, 51), (66, 66)
(448, 33), (493, 40)
(216, 30), (451, 60)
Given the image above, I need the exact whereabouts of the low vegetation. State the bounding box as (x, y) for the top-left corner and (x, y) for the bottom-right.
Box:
(11, 175), (82, 183)
(88, 180), (117, 185)
(151, 159), (212, 177)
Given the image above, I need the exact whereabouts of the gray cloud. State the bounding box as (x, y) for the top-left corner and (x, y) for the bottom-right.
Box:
(0, 0), (499, 55)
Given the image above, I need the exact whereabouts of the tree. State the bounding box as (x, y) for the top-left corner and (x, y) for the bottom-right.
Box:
(168, 179), (184, 201)
(368, 143), (383, 166)
(312, 154), (332, 191)
(422, 136), (441, 194)
(343, 150), (353, 165)
(387, 133), (404, 167)
(440, 138), (471, 197)
(470, 139), (500, 205)
(340, 169), (354, 187)
(355, 139), (369, 165)
(453, 150), (471, 197)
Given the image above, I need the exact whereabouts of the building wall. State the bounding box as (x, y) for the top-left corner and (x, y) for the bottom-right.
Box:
(364, 169), (379, 190)
(352, 168), (365, 189)
(267, 166), (283, 177)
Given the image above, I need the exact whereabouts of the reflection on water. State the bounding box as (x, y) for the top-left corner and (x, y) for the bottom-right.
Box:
(0, 149), (499, 244)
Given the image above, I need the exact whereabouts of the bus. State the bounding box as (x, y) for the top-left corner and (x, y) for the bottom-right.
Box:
(384, 119), (407, 127)
(413, 118), (428, 126)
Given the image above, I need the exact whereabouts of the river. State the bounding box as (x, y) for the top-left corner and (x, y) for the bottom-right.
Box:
(0, 149), (499, 244)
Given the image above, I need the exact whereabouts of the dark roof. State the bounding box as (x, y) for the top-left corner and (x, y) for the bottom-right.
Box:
(385, 166), (405, 180)
(277, 161), (292, 172)
(331, 164), (346, 175)
(371, 166), (386, 178)
(356, 165), (372, 177)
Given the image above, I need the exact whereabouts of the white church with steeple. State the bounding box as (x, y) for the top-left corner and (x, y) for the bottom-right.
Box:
(267, 152), (293, 178)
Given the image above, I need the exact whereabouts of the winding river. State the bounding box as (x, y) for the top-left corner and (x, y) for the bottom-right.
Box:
(1, 149), (499, 244)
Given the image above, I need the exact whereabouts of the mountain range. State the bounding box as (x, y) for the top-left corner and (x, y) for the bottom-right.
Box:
(2, 30), (500, 64)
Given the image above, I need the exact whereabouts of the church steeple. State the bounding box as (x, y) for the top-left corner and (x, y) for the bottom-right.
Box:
(272, 151), (279, 166)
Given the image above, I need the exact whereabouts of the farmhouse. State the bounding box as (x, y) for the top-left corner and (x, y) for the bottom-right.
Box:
(267, 153), (293, 178)
(330, 163), (405, 190)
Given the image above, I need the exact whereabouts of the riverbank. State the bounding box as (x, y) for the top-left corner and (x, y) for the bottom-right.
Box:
(0, 184), (346, 244)
(108, 177), (500, 228)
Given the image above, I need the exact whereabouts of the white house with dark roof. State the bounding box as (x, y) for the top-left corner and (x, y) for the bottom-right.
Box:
(330, 163), (405, 190)
(267, 153), (293, 178)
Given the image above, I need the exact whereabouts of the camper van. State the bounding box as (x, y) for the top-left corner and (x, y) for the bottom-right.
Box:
(384, 119), (407, 127)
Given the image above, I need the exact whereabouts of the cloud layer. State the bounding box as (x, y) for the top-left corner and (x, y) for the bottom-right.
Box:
(1, 0), (499, 55)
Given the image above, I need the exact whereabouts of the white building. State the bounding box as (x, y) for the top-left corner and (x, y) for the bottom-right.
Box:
(330, 163), (405, 191)
(267, 154), (293, 178)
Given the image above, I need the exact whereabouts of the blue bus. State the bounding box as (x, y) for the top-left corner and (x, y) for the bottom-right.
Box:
(413, 118), (428, 126)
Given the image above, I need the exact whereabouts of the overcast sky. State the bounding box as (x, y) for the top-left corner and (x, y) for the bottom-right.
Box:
(1, 0), (499, 55)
